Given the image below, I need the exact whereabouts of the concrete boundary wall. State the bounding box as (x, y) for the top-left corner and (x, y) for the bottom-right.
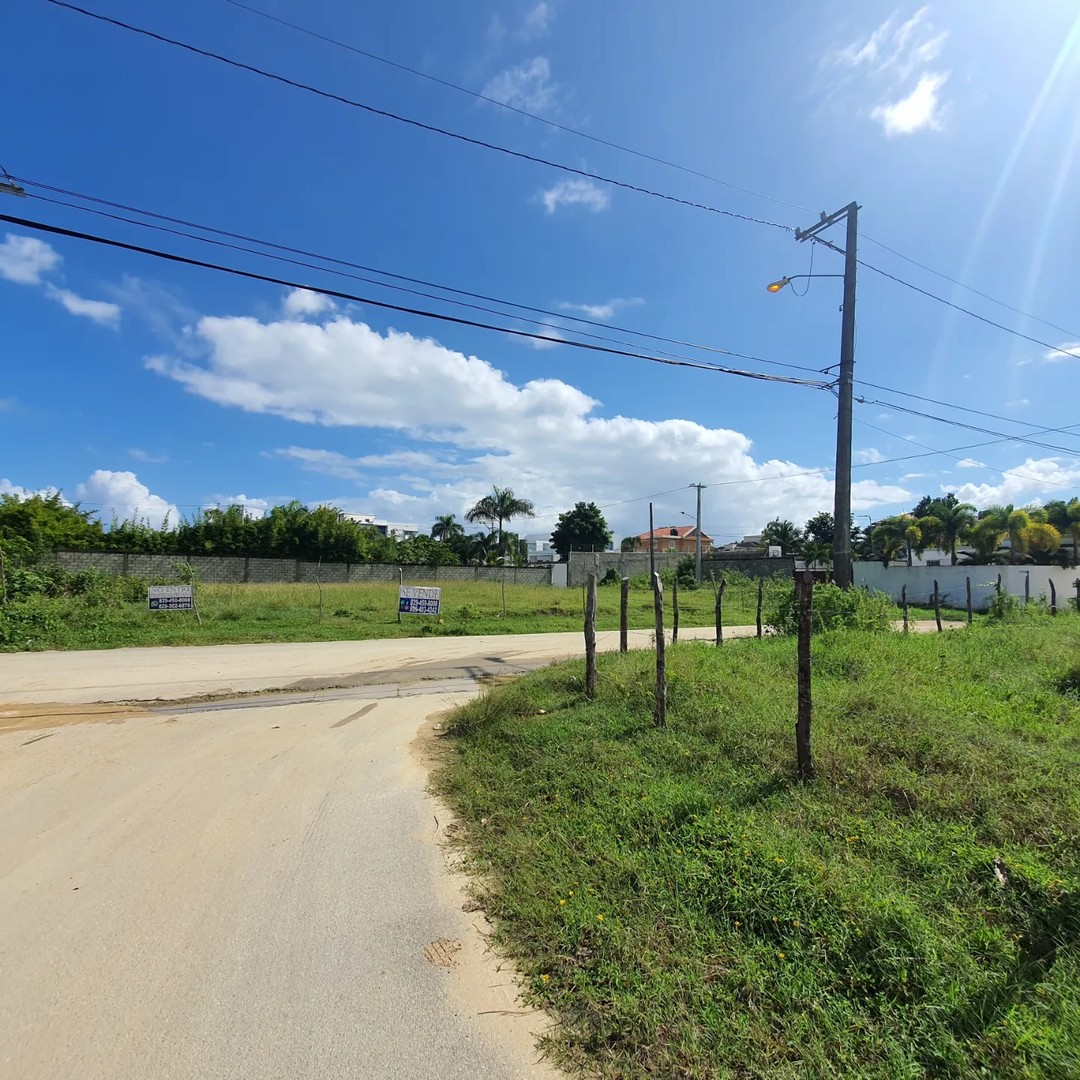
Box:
(51, 551), (553, 586)
(566, 551), (795, 588)
(854, 562), (1080, 612)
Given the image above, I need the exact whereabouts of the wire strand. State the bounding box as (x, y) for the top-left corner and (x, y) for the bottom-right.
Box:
(42, 0), (794, 232)
(0, 210), (830, 388)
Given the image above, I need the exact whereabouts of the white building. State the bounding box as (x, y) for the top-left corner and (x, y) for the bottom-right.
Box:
(525, 539), (557, 564)
(339, 513), (419, 541)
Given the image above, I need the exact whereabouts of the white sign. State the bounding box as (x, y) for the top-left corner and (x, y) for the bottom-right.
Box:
(768, 546), (783, 558)
(148, 584), (195, 611)
(398, 585), (441, 615)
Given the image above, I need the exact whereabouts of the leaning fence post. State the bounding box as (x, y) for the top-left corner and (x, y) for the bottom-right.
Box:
(756, 578), (764, 638)
(796, 572), (815, 781)
(966, 577), (973, 625)
(934, 579), (943, 632)
(672, 576), (679, 644)
(715, 576), (726, 645)
(996, 573), (1002, 596)
(1049, 578), (1057, 616)
(619, 577), (629, 653)
(901, 583), (909, 632)
(653, 572), (667, 726)
(585, 572), (598, 699)
(397, 566), (404, 624)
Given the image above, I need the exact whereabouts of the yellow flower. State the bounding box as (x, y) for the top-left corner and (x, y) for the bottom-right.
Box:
(777, 951), (786, 960)
(559, 899), (566, 906)
(792, 920), (800, 928)
(734, 920), (741, 928)
(596, 914), (605, 922)
(569, 890), (574, 897)
(540, 974), (551, 984)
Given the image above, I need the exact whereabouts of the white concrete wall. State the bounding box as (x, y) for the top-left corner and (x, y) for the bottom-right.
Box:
(854, 563), (1080, 611)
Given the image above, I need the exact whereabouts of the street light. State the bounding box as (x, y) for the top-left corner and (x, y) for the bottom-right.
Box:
(767, 201), (860, 589)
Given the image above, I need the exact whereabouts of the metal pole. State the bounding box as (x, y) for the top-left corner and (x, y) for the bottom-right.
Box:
(691, 483), (705, 584)
(649, 501), (655, 589)
(833, 202), (858, 589)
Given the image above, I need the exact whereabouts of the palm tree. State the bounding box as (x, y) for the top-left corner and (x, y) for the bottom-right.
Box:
(925, 499), (976, 565)
(870, 516), (910, 567)
(466, 533), (490, 566)
(801, 540), (832, 570)
(431, 513), (464, 542)
(761, 518), (803, 556)
(465, 486), (535, 554)
(962, 516), (1007, 564)
(1045, 499), (1080, 566)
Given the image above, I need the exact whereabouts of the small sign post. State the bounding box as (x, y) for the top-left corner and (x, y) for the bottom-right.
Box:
(148, 584), (195, 611)
(398, 585), (441, 617)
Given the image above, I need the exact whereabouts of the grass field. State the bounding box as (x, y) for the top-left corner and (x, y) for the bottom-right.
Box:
(0, 576), (811, 651)
(434, 617), (1080, 1078)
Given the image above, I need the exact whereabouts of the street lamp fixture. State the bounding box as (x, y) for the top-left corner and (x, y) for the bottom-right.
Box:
(766, 274), (843, 294)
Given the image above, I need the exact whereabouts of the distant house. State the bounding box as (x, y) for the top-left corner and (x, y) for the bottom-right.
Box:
(634, 525), (713, 554)
(339, 512), (419, 541)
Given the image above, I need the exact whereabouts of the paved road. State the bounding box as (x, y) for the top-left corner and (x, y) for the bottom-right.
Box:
(0, 653), (565, 1078)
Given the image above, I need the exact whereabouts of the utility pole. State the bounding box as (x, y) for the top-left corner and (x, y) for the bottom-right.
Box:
(690, 483), (706, 583)
(796, 201), (858, 588)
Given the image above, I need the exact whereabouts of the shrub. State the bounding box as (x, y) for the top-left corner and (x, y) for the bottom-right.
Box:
(770, 583), (896, 635)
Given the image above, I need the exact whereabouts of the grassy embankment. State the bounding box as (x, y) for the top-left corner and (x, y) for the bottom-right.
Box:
(1, 576), (810, 651)
(435, 616), (1080, 1079)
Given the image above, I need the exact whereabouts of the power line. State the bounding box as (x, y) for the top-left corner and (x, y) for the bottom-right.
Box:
(858, 258), (1080, 360)
(0, 210), (830, 388)
(219, 0), (1080, 344)
(218, 0), (812, 215)
(860, 234), (1080, 342)
(14, 176), (827, 377)
(42, 0), (793, 233)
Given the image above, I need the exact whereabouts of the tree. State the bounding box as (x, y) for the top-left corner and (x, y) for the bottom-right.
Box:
(620, 535), (640, 553)
(549, 502), (612, 561)
(465, 486), (535, 554)
(870, 516), (914, 567)
(912, 491), (959, 519)
(431, 513), (464, 543)
(962, 515), (1007, 564)
(761, 518), (802, 556)
(924, 499), (976, 565)
(803, 512), (836, 547)
(0, 492), (104, 560)
(1045, 499), (1080, 566)
(801, 540), (832, 569)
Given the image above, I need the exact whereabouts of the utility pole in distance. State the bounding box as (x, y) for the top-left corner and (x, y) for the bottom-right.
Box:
(795, 202), (858, 589)
(690, 483), (707, 583)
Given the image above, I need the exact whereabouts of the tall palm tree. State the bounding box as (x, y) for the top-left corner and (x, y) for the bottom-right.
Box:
(870, 516), (910, 567)
(1045, 499), (1080, 566)
(431, 513), (464, 542)
(801, 540), (832, 570)
(963, 516), (1007, 563)
(925, 499), (976, 565)
(465, 486), (535, 554)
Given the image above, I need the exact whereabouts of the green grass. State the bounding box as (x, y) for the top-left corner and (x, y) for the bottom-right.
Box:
(0, 577), (808, 651)
(433, 617), (1080, 1078)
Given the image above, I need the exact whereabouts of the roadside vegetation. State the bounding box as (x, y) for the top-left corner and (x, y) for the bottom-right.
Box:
(0, 565), (808, 651)
(434, 614), (1080, 1078)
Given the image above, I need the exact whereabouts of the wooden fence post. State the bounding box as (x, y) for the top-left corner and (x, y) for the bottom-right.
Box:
(756, 578), (763, 638)
(1075, 577), (1080, 614)
(966, 577), (973, 625)
(901, 583), (909, 632)
(619, 577), (629, 653)
(796, 572), (815, 781)
(934, 579), (943, 632)
(653, 572), (667, 726)
(996, 573), (1002, 596)
(672, 577), (679, 644)
(715, 577), (726, 645)
(1049, 578), (1057, 616)
(585, 572), (598, 699)
(397, 566), (403, 624)
(1024, 572), (1030, 605)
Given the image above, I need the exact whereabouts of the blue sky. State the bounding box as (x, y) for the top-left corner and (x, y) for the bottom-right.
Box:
(2, 0), (1080, 543)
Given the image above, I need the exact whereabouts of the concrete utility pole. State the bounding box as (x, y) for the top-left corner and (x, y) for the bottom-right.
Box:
(796, 202), (858, 589)
(690, 483), (707, 583)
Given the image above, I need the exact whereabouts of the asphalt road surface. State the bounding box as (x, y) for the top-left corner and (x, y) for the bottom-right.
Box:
(0, 639), (578, 1079)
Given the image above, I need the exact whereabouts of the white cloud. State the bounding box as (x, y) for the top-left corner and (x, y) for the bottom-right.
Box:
(282, 288), (335, 319)
(901, 472), (929, 480)
(1004, 398), (1029, 408)
(0, 479), (65, 501)
(74, 470), (178, 529)
(204, 493), (271, 517)
(0, 398), (12, 412)
(871, 72), (949, 135)
(0, 233), (61, 284)
(952, 457), (1080, 506)
(956, 458), (985, 469)
(538, 178), (610, 215)
(559, 297), (644, 320)
(147, 308), (913, 536)
(520, 2), (551, 40)
(525, 321), (565, 349)
(1045, 341), (1080, 363)
(854, 447), (885, 464)
(129, 448), (169, 464)
(44, 284), (121, 326)
(482, 56), (557, 112)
